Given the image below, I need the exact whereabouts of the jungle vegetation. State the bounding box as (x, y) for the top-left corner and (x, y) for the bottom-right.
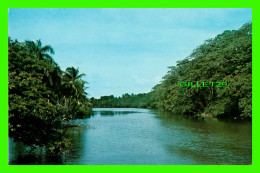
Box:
(93, 23), (252, 119)
(8, 38), (92, 153)
(91, 93), (151, 108)
(8, 22), (252, 153)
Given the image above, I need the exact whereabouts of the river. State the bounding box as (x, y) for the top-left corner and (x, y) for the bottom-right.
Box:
(9, 108), (252, 165)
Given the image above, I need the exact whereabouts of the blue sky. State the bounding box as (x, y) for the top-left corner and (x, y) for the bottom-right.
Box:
(8, 8), (252, 98)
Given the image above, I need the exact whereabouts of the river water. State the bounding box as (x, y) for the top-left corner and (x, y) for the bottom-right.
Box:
(9, 108), (252, 165)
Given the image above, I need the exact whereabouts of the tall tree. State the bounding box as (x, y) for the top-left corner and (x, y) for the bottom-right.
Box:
(25, 39), (55, 63)
(62, 67), (86, 98)
(61, 67), (91, 119)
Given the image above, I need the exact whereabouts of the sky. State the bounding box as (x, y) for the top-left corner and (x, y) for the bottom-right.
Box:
(8, 8), (252, 98)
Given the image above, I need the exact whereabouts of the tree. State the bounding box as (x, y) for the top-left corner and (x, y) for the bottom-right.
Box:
(62, 67), (86, 98)
(61, 67), (91, 119)
(25, 39), (55, 64)
(150, 22), (252, 119)
(8, 38), (92, 153)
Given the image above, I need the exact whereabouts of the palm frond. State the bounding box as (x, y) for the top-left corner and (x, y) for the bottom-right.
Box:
(41, 45), (55, 54)
(36, 39), (42, 48)
(76, 73), (86, 79)
(43, 54), (57, 66)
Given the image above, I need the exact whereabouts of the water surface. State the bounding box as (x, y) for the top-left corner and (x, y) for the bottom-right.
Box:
(9, 108), (252, 165)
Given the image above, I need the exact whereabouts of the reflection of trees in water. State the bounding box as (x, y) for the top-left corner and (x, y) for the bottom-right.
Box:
(99, 111), (139, 116)
(9, 140), (63, 165)
(154, 111), (252, 165)
(63, 127), (86, 164)
(9, 126), (87, 165)
(155, 110), (252, 136)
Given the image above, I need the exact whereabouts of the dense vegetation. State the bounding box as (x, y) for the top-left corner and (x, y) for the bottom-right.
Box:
(91, 93), (151, 108)
(8, 22), (252, 153)
(8, 38), (92, 153)
(93, 23), (252, 119)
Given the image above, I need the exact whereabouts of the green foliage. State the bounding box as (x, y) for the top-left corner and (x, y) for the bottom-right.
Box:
(8, 38), (92, 153)
(91, 93), (152, 108)
(150, 23), (252, 119)
(92, 23), (252, 120)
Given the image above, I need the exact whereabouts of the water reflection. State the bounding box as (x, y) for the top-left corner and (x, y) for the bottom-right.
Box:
(63, 126), (86, 164)
(8, 139), (64, 165)
(153, 110), (252, 165)
(9, 125), (87, 165)
(93, 108), (142, 117)
(9, 108), (252, 165)
(99, 111), (139, 116)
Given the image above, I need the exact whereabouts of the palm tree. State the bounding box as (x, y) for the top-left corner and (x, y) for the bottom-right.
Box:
(24, 39), (61, 89)
(62, 67), (88, 101)
(25, 39), (56, 65)
(61, 67), (88, 119)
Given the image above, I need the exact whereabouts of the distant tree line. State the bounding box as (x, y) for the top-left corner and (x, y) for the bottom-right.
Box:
(8, 38), (92, 153)
(91, 93), (152, 108)
(92, 23), (252, 119)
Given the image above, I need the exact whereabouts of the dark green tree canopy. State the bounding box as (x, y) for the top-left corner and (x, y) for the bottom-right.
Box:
(8, 38), (92, 153)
